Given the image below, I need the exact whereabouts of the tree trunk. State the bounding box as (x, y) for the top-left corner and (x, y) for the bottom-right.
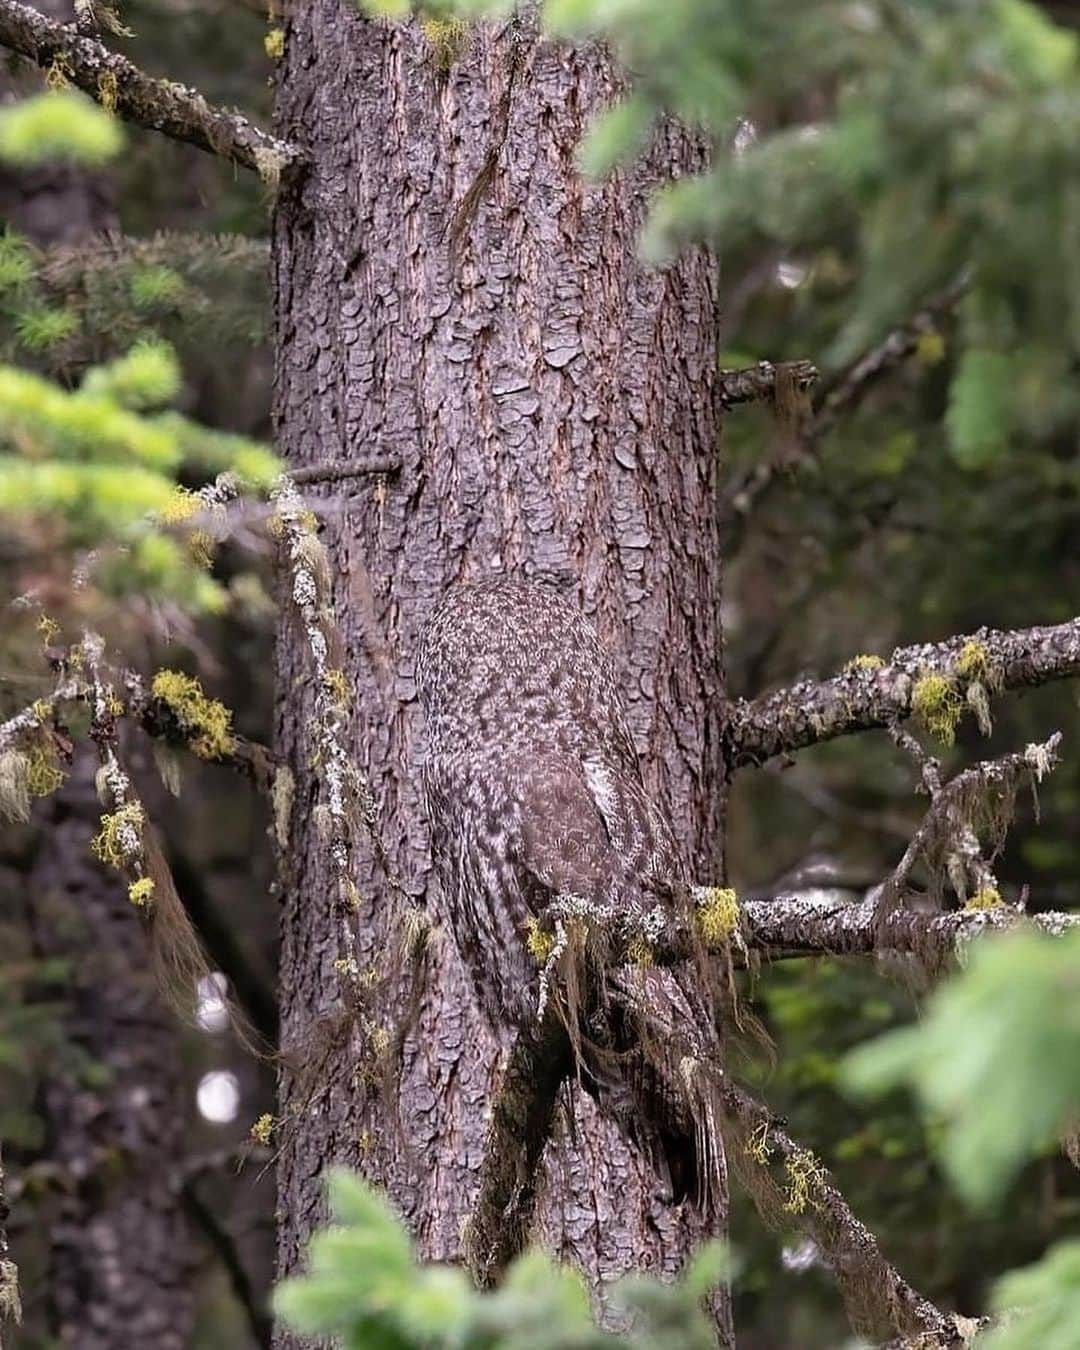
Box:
(271, 1), (725, 1337)
(17, 757), (195, 1350)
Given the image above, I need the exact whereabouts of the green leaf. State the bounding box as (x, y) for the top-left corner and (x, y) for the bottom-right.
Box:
(983, 1240), (1080, 1349)
(946, 349), (1013, 468)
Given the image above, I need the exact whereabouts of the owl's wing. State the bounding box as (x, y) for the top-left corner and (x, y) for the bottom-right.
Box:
(516, 751), (676, 908)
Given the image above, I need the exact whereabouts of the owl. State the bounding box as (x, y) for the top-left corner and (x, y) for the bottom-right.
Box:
(416, 576), (685, 1033)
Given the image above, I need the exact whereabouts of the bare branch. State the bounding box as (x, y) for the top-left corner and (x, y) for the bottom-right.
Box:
(727, 616), (1080, 767)
(718, 359), (818, 410)
(0, 0), (304, 179)
(465, 1015), (571, 1288)
(740, 892), (1080, 966)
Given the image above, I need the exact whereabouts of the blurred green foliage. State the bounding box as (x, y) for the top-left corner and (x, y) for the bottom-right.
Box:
(275, 1170), (729, 1349)
(0, 91), (124, 167)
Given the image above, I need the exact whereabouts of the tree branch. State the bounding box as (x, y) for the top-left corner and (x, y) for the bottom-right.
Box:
(465, 1013), (571, 1288)
(0, 0), (304, 180)
(727, 616), (1080, 767)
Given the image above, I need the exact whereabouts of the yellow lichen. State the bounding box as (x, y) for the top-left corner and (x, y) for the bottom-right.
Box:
(368, 1024), (389, 1059)
(105, 692), (124, 717)
(695, 887), (740, 949)
(127, 876), (155, 907)
(333, 956), (359, 978)
(525, 915), (556, 963)
(843, 653), (885, 672)
(31, 699), (53, 723)
(250, 1112), (275, 1146)
(45, 54), (73, 90)
(150, 669), (234, 759)
(955, 639), (999, 688)
(745, 1120), (774, 1167)
(37, 614), (61, 644)
(264, 27), (285, 59)
(188, 529), (215, 570)
(420, 15), (469, 71)
(911, 671), (963, 747)
(323, 667), (350, 711)
(964, 887), (1003, 911)
(25, 743), (65, 797)
(625, 934), (655, 967)
(914, 330), (946, 366)
(784, 1147), (827, 1215)
(91, 801), (144, 867)
(97, 68), (118, 114)
(158, 487), (201, 525)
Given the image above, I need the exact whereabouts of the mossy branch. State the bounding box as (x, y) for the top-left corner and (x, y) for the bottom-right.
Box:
(727, 615), (1080, 767)
(0, 0), (304, 180)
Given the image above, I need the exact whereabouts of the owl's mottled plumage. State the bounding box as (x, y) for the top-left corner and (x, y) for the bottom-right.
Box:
(416, 576), (684, 1031)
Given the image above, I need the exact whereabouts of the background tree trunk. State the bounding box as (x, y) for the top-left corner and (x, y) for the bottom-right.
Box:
(271, 1), (726, 1337)
(14, 756), (196, 1350)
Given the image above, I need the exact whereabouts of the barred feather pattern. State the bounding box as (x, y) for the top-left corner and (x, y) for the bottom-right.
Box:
(416, 576), (681, 1030)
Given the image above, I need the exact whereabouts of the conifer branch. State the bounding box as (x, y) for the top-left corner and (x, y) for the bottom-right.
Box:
(0, 0), (304, 179)
(727, 615), (1080, 767)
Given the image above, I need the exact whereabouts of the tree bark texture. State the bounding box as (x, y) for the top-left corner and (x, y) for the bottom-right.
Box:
(14, 756), (195, 1350)
(271, 2), (725, 1337)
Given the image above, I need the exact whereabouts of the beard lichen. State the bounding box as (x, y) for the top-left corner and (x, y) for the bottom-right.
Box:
(0, 750), (30, 823)
(91, 801), (144, 867)
(784, 1146), (828, 1215)
(911, 671), (963, 746)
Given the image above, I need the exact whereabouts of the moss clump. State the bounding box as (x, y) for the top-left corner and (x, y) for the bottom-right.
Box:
(784, 1147), (827, 1215)
(91, 801), (144, 867)
(26, 742), (65, 797)
(911, 671), (963, 746)
(151, 668), (234, 759)
(420, 16), (469, 71)
(524, 915), (556, 963)
(264, 27), (285, 60)
(695, 887), (740, 949)
(250, 1112), (275, 1145)
(128, 876), (155, 907)
(843, 653), (885, 672)
(964, 887), (1003, 911)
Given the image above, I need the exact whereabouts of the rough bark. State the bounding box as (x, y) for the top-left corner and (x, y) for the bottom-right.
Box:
(271, 2), (725, 1339)
(19, 757), (196, 1349)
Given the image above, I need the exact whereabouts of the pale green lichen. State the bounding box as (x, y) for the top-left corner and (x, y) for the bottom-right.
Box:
(271, 764), (294, 851)
(695, 887), (740, 949)
(151, 669), (234, 759)
(911, 671), (963, 746)
(843, 653), (885, 673)
(745, 1120), (774, 1167)
(264, 27), (285, 60)
(954, 639), (993, 685)
(127, 876), (155, 907)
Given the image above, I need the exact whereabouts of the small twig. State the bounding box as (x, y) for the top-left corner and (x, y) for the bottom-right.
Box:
(289, 457), (402, 486)
(717, 359), (818, 410)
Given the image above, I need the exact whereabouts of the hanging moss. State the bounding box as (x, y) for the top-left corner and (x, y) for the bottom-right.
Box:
(25, 741), (65, 797)
(150, 668), (234, 759)
(0, 750), (30, 823)
(911, 671), (963, 746)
